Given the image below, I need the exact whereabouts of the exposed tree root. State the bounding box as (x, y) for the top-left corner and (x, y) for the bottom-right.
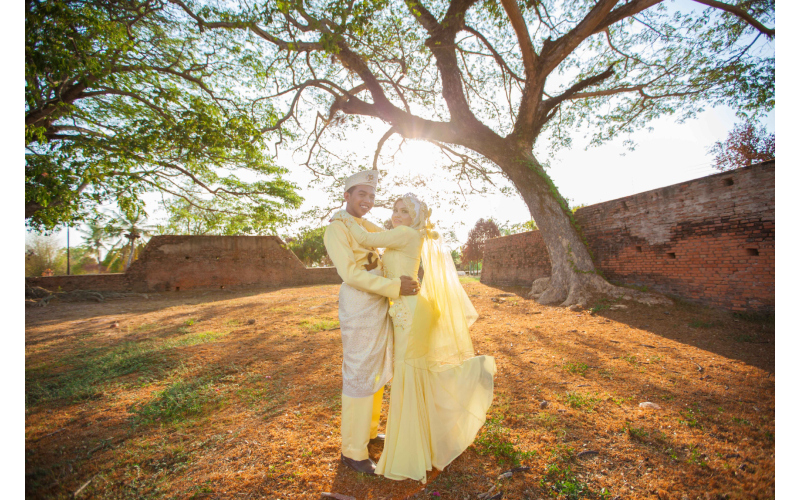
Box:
(530, 275), (672, 309)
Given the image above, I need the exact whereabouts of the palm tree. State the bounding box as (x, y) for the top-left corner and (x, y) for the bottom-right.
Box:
(78, 217), (112, 272)
(107, 209), (155, 271)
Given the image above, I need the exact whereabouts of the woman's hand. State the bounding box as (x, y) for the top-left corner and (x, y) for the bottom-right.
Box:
(399, 275), (419, 295)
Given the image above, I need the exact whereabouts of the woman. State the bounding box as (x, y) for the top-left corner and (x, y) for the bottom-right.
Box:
(332, 193), (496, 483)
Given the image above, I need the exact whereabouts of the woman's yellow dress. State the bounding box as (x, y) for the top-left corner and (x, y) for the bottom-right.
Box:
(338, 216), (496, 483)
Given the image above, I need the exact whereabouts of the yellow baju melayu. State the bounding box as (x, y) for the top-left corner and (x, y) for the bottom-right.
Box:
(332, 199), (496, 483)
(324, 214), (399, 461)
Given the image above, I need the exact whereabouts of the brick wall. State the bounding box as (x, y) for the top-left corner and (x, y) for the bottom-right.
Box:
(482, 161), (775, 312)
(26, 273), (130, 292)
(481, 231), (550, 287)
(26, 235), (342, 293)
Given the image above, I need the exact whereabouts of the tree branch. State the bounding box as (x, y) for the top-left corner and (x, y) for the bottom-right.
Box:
(589, 0), (663, 37)
(373, 127), (398, 169)
(692, 0), (774, 38)
(497, 0), (538, 80)
(462, 26), (525, 82)
(540, 0), (620, 76)
(539, 66), (616, 117)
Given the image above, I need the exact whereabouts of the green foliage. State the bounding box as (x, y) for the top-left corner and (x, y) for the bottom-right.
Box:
(25, 0), (301, 231)
(561, 391), (600, 412)
(622, 354), (639, 366)
(623, 422), (649, 441)
(498, 219), (538, 236)
(689, 319), (720, 328)
(450, 248), (462, 268)
(733, 311), (775, 324)
(25, 331), (228, 407)
(539, 446), (608, 499)
(678, 406), (704, 429)
(132, 377), (224, 425)
(25, 233), (64, 277)
(562, 361), (588, 377)
(299, 318), (339, 332)
(156, 196), (287, 236)
(474, 415), (536, 467)
(589, 297), (619, 313)
(285, 227), (331, 267)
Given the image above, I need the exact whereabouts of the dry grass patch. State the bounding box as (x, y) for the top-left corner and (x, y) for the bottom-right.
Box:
(26, 282), (774, 499)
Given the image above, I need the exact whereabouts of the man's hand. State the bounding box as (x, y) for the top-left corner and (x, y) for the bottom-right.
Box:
(399, 275), (419, 296)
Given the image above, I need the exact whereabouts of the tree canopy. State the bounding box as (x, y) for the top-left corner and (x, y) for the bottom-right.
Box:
(25, 0), (303, 232)
(462, 218), (501, 263)
(709, 121), (775, 171)
(28, 0), (773, 305)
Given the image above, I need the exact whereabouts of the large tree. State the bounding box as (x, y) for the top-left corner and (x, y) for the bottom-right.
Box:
(170, 0), (771, 305)
(25, 0), (302, 232)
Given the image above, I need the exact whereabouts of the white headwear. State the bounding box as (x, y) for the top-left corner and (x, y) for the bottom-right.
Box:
(400, 192), (438, 238)
(344, 169), (379, 193)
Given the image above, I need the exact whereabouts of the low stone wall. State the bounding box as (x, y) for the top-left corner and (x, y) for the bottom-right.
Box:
(26, 235), (342, 293)
(26, 273), (130, 292)
(482, 161), (775, 312)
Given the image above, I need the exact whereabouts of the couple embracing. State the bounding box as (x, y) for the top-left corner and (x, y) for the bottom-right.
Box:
(323, 169), (496, 483)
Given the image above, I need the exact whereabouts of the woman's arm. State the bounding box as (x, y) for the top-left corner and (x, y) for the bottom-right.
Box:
(323, 221), (401, 298)
(333, 211), (411, 249)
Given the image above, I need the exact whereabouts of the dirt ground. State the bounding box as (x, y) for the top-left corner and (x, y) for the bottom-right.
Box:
(25, 279), (775, 499)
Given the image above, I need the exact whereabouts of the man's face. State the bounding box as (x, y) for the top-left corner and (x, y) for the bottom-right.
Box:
(344, 185), (376, 218)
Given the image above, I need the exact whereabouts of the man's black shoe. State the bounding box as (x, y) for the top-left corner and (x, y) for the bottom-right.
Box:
(341, 454), (377, 475)
(369, 433), (386, 443)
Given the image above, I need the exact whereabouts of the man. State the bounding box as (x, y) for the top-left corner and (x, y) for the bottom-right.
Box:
(323, 169), (419, 475)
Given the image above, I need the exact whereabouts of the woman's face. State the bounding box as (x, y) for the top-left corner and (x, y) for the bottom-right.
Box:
(392, 199), (414, 228)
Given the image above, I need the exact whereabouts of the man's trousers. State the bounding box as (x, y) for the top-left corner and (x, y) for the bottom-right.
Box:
(341, 387), (384, 461)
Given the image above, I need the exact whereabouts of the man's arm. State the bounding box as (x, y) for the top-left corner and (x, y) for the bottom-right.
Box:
(324, 221), (402, 299)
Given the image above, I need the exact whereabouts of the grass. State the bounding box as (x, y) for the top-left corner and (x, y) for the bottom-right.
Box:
(622, 354), (638, 365)
(458, 275), (480, 283)
(589, 298), (614, 313)
(236, 377), (289, 419)
(539, 446), (609, 500)
(733, 311), (774, 324)
(561, 391), (600, 412)
(689, 319), (720, 328)
(299, 318), (339, 332)
(623, 422), (649, 441)
(678, 406), (704, 429)
(687, 446), (709, 468)
(25, 331), (229, 407)
(131, 376), (225, 425)
(473, 415), (536, 467)
(598, 368), (615, 379)
(533, 412), (559, 429)
(731, 333), (758, 343)
(562, 361), (589, 377)
(24, 280), (775, 499)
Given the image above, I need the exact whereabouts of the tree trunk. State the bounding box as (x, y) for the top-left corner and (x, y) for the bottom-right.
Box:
(497, 149), (615, 306)
(125, 240), (135, 270)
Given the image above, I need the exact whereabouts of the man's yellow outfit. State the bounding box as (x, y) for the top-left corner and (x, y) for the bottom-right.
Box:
(323, 170), (400, 462)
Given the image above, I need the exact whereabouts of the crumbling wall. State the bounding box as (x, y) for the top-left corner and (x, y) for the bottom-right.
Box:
(25, 235), (341, 293)
(482, 161), (775, 312)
